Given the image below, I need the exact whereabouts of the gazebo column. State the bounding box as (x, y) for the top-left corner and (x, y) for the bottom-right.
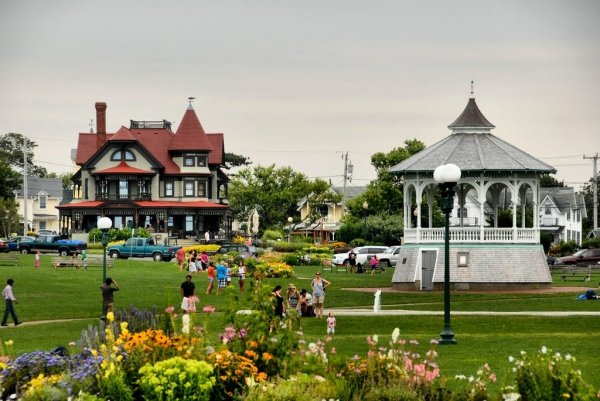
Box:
(426, 187), (434, 228)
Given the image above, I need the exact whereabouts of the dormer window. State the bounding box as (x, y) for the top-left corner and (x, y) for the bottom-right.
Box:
(39, 194), (47, 209)
(183, 154), (195, 167)
(197, 156), (207, 167)
(111, 149), (136, 161)
(183, 153), (208, 167)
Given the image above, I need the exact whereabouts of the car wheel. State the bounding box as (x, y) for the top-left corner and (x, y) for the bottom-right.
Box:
(21, 248), (30, 254)
(153, 253), (163, 262)
(59, 249), (69, 257)
(109, 250), (120, 259)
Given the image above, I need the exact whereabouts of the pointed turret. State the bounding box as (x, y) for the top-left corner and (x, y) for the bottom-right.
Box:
(448, 98), (495, 132)
(169, 103), (214, 151)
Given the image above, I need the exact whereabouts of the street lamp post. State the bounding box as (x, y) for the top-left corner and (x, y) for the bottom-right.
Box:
(433, 164), (461, 345)
(362, 201), (368, 241)
(287, 216), (293, 242)
(98, 217), (112, 317)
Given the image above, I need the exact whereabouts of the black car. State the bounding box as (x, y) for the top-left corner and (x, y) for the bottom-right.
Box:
(216, 244), (258, 257)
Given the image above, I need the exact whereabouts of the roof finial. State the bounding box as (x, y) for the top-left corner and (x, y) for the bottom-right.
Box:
(470, 80), (474, 98)
(89, 118), (94, 133)
(187, 97), (195, 110)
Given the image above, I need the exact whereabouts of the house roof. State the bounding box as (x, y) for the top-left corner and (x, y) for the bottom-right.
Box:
(58, 200), (228, 209)
(74, 104), (225, 174)
(539, 187), (580, 214)
(94, 160), (154, 175)
(17, 176), (63, 198)
(390, 98), (556, 175)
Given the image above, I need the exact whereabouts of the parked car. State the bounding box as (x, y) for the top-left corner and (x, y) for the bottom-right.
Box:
(556, 249), (600, 266)
(375, 245), (402, 268)
(36, 229), (55, 236)
(107, 237), (180, 262)
(215, 243), (258, 257)
(18, 235), (87, 256)
(0, 239), (8, 253)
(331, 246), (389, 269)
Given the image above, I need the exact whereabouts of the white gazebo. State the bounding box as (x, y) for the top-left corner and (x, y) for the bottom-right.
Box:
(389, 96), (556, 291)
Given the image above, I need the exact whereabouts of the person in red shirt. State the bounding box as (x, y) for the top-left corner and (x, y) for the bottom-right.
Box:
(175, 248), (185, 271)
(206, 262), (216, 295)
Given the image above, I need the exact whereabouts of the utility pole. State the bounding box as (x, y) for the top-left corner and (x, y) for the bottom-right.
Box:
(583, 153), (598, 230)
(22, 139), (29, 234)
(341, 152), (353, 216)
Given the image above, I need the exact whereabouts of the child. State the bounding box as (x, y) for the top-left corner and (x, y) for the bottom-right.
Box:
(226, 262), (232, 286)
(188, 253), (197, 274)
(326, 312), (336, 335)
(80, 249), (88, 270)
(34, 250), (40, 269)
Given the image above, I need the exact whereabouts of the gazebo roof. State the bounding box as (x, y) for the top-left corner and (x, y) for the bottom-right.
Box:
(390, 98), (556, 175)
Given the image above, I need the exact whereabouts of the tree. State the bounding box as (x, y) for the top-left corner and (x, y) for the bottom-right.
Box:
(345, 139), (426, 217)
(539, 174), (564, 188)
(228, 164), (340, 232)
(0, 159), (20, 200)
(0, 132), (48, 177)
(580, 177), (597, 237)
(48, 172), (74, 189)
(224, 152), (252, 170)
(0, 198), (19, 237)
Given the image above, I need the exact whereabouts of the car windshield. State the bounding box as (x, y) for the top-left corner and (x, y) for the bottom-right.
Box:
(382, 248), (394, 254)
(571, 250), (586, 257)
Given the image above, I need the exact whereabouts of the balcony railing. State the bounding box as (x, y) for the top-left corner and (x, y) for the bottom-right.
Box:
(540, 217), (560, 226)
(405, 227), (539, 244)
(449, 217), (478, 226)
(96, 193), (152, 201)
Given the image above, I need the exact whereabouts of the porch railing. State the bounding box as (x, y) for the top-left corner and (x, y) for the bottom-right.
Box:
(405, 227), (540, 244)
(95, 193), (153, 201)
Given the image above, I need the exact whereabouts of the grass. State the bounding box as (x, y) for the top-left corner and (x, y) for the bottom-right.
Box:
(1, 253), (599, 389)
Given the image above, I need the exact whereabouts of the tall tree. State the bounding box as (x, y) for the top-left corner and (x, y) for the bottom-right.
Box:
(0, 198), (19, 237)
(0, 132), (48, 177)
(228, 164), (340, 231)
(0, 159), (20, 200)
(224, 152), (252, 170)
(539, 174), (564, 187)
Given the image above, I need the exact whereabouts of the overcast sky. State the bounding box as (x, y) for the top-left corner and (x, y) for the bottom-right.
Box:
(1, 0), (599, 190)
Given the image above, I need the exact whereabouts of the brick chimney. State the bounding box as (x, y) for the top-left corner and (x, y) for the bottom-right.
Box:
(95, 102), (107, 150)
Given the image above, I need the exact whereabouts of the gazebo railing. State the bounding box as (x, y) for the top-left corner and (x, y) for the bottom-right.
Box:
(405, 227), (539, 244)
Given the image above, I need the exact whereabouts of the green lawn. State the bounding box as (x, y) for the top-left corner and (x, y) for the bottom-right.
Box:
(1, 253), (599, 388)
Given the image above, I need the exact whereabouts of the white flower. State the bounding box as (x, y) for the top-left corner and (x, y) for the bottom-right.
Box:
(455, 374), (467, 380)
(540, 346), (547, 354)
(468, 375), (475, 383)
(508, 356), (514, 363)
(314, 375), (326, 382)
(502, 393), (521, 401)
(391, 328), (400, 342)
(308, 342), (318, 353)
(182, 313), (190, 334)
(372, 335), (379, 344)
(565, 353), (572, 361)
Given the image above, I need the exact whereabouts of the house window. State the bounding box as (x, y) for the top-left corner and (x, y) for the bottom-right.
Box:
(111, 150), (136, 161)
(39, 221), (47, 230)
(545, 206), (551, 215)
(183, 155), (195, 167)
(197, 181), (207, 197)
(185, 216), (193, 231)
(184, 181), (194, 196)
(119, 180), (128, 198)
(197, 156), (207, 167)
(165, 181), (174, 197)
(39, 195), (47, 209)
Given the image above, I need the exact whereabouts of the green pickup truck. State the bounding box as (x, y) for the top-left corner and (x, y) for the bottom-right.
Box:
(107, 237), (181, 262)
(18, 235), (87, 256)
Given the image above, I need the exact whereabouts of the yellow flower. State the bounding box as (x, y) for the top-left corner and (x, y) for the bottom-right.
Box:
(4, 340), (13, 346)
(106, 311), (115, 322)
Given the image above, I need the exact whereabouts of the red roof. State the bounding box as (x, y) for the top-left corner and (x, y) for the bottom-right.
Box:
(94, 160), (153, 175)
(75, 104), (225, 175)
(56, 201), (104, 209)
(169, 106), (214, 152)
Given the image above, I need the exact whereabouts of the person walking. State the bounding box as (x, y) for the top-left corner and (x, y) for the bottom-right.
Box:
(180, 274), (197, 313)
(216, 262), (227, 294)
(348, 249), (357, 273)
(370, 255), (379, 275)
(1, 279), (21, 327)
(286, 284), (302, 329)
(175, 247), (185, 271)
(206, 262), (215, 294)
(100, 277), (119, 318)
(310, 272), (331, 319)
(237, 259), (246, 293)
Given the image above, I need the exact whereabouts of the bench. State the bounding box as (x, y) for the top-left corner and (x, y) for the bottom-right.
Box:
(0, 253), (20, 267)
(321, 258), (348, 274)
(52, 256), (113, 270)
(552, 265), (592, 282)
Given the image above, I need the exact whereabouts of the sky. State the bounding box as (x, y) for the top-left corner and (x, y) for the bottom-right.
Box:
(1, 0), (599, 191)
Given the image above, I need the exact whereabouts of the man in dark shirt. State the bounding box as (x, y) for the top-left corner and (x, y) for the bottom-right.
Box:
(348, 249), (357, 273)
(180, 275), (196, 312)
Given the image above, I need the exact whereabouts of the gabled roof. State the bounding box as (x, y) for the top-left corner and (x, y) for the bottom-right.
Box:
(17, 176), (63, 198)
(390, 97), (556, 175)
(94, 160), (154, 175)
(169, 105), (214, 152)
(539, 187), (580, 214)
(448, 98), (495, 129)
(110, 126), (137, 141)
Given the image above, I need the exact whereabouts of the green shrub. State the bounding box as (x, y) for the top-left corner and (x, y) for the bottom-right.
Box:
(581, 237), (600, 249)
(245, 373), (337, 401)
(137, 357), (215, 401)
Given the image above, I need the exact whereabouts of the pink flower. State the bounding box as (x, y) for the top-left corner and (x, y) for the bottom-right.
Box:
(203, 305), (216, 314)
(165, 305), (175, 314)
(489, 373), (497, 382)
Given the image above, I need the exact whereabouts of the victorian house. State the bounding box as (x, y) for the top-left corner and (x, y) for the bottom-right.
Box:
(57, 101), (231, 239)
(390, 95), (556, 290)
